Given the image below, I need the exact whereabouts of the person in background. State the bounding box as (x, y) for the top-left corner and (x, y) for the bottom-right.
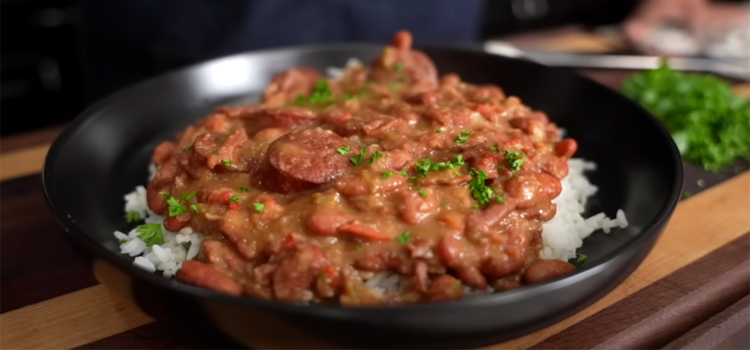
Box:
(80, 0), (748, 102)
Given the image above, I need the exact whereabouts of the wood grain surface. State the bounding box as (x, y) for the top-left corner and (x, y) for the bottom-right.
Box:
(1, 67), (748, 349)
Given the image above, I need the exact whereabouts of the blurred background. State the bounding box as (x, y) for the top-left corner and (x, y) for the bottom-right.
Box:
(2, 0), (748, 136)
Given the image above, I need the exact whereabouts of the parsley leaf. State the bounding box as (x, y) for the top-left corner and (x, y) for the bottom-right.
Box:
(394, 62), (404, 72)
(253, 202), (265, 213)
(454, 130), (470, 144)
(336, 146), (351, 156)
(221, 159), (233, 167)
(190, 204), (199, 213)
(396, 231), (411, 244)
(125, 211), (142, 224)
(180, 192), (197, 201)
(623, 63), (750, 171)
(489, 143), (499, 153)
(136, 224), (164, 246)
(505, 151), (526, 171)
(160, 192), (187, 217)
(368, 150), (383, 164)
(453, 154), (465, 166)
(239, 186), (249, 193)
(230, 195), (241, 203)
(418, 188), (428, 198)
(574, 253), (587, 267)
(296, 79), (334, 106)
(350, 146), (368, 165)
(341, 93), (356, 100)
(435, 129), (443, 133)
(469, 168), (498, 206)
(381, 171), (393, 179)
(399, 169), (408, 177)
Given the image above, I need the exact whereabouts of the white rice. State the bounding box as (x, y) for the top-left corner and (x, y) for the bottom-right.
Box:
(117, 184), (204, 277)
(116, 60), (629, 293)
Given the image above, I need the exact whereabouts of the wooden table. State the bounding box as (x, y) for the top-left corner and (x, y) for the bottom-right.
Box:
(1, 69), (749, 350)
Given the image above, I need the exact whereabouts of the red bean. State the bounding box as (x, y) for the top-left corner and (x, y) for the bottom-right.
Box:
(177, 260), (242, 296)
(392, 30), (413, 50)
(272, 244), (328, 302)
(164, 213), (190, 232)
(398, 188), (439, 225)
(523, 260), (576, 284)
(425, 275), (463, 302)
(307, 209), (355, 237)
(503, 172), (562, 210)
(555, 139), (578, 159)
(152, 141), (176, 166)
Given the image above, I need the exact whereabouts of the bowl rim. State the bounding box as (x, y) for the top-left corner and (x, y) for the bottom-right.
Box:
(42, 42), (684, 316)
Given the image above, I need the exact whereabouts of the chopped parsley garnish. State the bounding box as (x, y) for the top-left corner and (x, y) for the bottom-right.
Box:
(574, 253), (587, 267)
(381, 171), (393, 179)
(389, 82), (400, 91)
(355, 246), (363, 252)
(350, 146), (368, 165)
(399, 169), (408, 177)
(368, 150), (383, 164)
(221, 159), (232, 167)
(440, 202), (447, 208)
(295, 79), (334, 106)
(160, 191), (187, 217)
(214, 152), (219, 156)
(336, 146), (351, 155)
(358, 87), (368, 97)
(489, 143), (499, 153)
(125, 211), (141, 224)
(496, 196), (505, 204)
(253, 202), (265, 213)
(396, 231), (411, 244)
(230, 195), (241, 203)
(136, 224), (164, 246)
(190, 204), (199, 213)
(454, 130), (470, 144)
(415, 155), (466, 177)
(341, 93), (356, 100)
(183, 146), (192, 152)
(684, 191), (693, 198)
(453, 154), (465, 166)
(394, 62), (404, 72)
(418, 188), (428, 198)
(239, 186), (249, 193)
(697, 179), (706, 187)
(623, 63), (750, 171)
(469, 168), (500, 207)
(435, 129), (443, 133)
(180, 192), (197, 201)
(505, 151), (526, 171)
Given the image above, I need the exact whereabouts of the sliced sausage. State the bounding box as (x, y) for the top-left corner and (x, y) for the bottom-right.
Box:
(262, 68), (321, 107)
(267, 127), (351, 184)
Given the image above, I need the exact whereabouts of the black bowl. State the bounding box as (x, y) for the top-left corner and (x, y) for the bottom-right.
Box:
(42, 44), (683, 349)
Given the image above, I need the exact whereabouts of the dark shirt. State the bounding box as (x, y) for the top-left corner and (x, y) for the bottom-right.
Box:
(80, 0), (635, 101)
